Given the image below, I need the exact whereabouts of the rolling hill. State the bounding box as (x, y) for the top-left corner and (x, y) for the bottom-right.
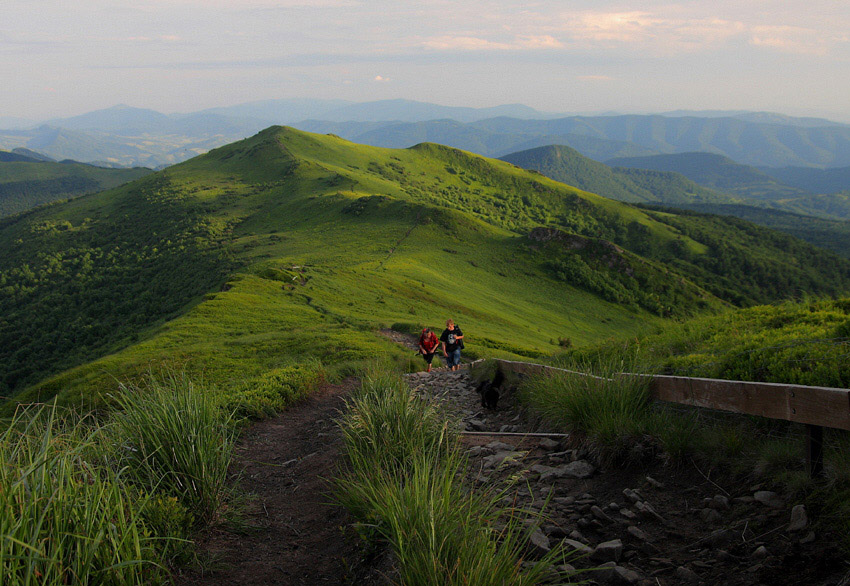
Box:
(500, 145), (737, 205)
(0, 156), (152, 217)
(606, 152), (850, 222)
(502, 145), (850, 257)
(606, 152), (807, 200)
(762, 165), (850, 195)
(297, 118), (658, 160)
(3, 127), (850, 407)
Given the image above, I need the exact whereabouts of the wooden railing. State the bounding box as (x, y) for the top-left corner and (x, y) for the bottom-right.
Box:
(492, 359), (850, 477)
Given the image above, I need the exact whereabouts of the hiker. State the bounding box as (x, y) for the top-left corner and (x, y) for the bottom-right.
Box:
(418, 327), (440, 372)
(440, 319), (464, 372)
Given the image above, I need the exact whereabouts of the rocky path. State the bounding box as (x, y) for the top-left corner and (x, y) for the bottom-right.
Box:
(176, 379), (386, 586)
(405, 366), (847, 586)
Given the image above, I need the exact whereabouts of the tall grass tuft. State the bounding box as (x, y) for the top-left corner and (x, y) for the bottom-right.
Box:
(520, 358), (652, 461)
(334, 372), (566, 585)
(113, 370), (236, 525)
(0, 404), (166, 585)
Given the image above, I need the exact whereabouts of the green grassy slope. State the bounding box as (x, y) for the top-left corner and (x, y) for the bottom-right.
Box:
(675, 204), (850, 258)
(3, 126), (850, 407)
(503, 145), (850, 258)
(606, 152), (806, 200)
(0, 159), (152, 217)
(558, 298), (850, 388)
(501, 145), (738, 205)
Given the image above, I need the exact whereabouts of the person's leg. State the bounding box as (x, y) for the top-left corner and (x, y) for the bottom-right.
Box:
(451, 349), (461, 370)
(425, 353), (433, 372)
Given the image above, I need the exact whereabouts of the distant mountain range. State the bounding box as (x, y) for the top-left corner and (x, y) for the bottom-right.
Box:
(4, 101), (850, 177)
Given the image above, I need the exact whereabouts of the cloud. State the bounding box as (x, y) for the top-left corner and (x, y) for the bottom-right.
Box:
(422, 34), (562, 52)
(556, 10), (746, 53)
(373, 75), (389, 82)
(750, 25), (829, 55)
(577, 75), (614, 82)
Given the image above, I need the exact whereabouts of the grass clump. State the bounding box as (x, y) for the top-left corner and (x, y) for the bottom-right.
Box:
(334, 371), (566, 585)
(0, 405), (168, 585)
(519, 358), (653, 462)
(113, 370), (236, 525)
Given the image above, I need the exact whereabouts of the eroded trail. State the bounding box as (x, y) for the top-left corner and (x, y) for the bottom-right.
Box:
(177, 379), (385, 586)
(407, 366), (847, 586)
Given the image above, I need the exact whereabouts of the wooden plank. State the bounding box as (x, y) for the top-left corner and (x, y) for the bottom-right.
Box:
(494, 359), (850, 432)
(460, 431), (570, 438)
(645, 375), (850, 431)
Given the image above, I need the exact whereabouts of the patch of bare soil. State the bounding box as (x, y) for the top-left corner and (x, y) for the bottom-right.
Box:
(407, 367), (849, 586)
(176, 380), (388, 586)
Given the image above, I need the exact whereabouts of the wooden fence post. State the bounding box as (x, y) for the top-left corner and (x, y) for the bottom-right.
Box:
(806, 424), (825, 479)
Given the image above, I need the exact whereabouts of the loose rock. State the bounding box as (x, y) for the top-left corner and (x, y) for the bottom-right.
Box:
(593, 539), (624, 562)
(528, 526), (551, 556)
(561, 538), (593, 556)
(626, 525), (651, 542)
(787, 504), (808, 532)
(539, 437), (560, 450)
(613, 565), (642, 584)
(675, 565), (700, 583)
(753, 490), (785, 509)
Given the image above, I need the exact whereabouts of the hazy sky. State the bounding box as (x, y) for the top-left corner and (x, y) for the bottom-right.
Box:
(4, 0), (850, 121)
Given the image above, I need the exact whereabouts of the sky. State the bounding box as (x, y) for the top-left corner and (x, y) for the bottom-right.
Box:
(3, 0), (850, 121)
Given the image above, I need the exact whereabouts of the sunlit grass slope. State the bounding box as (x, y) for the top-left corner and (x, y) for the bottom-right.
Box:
(4, 126), (850, 407)
(556, 298), (850, 388)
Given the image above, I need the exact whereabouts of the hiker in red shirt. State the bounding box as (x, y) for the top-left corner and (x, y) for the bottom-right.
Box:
(418, 327), (440, 372)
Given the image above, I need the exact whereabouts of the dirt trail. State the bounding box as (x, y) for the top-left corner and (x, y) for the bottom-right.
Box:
(177, 379), (386, 586)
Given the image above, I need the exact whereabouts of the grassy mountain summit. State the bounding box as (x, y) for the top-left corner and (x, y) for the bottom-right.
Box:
(2, 126), (850, 406)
